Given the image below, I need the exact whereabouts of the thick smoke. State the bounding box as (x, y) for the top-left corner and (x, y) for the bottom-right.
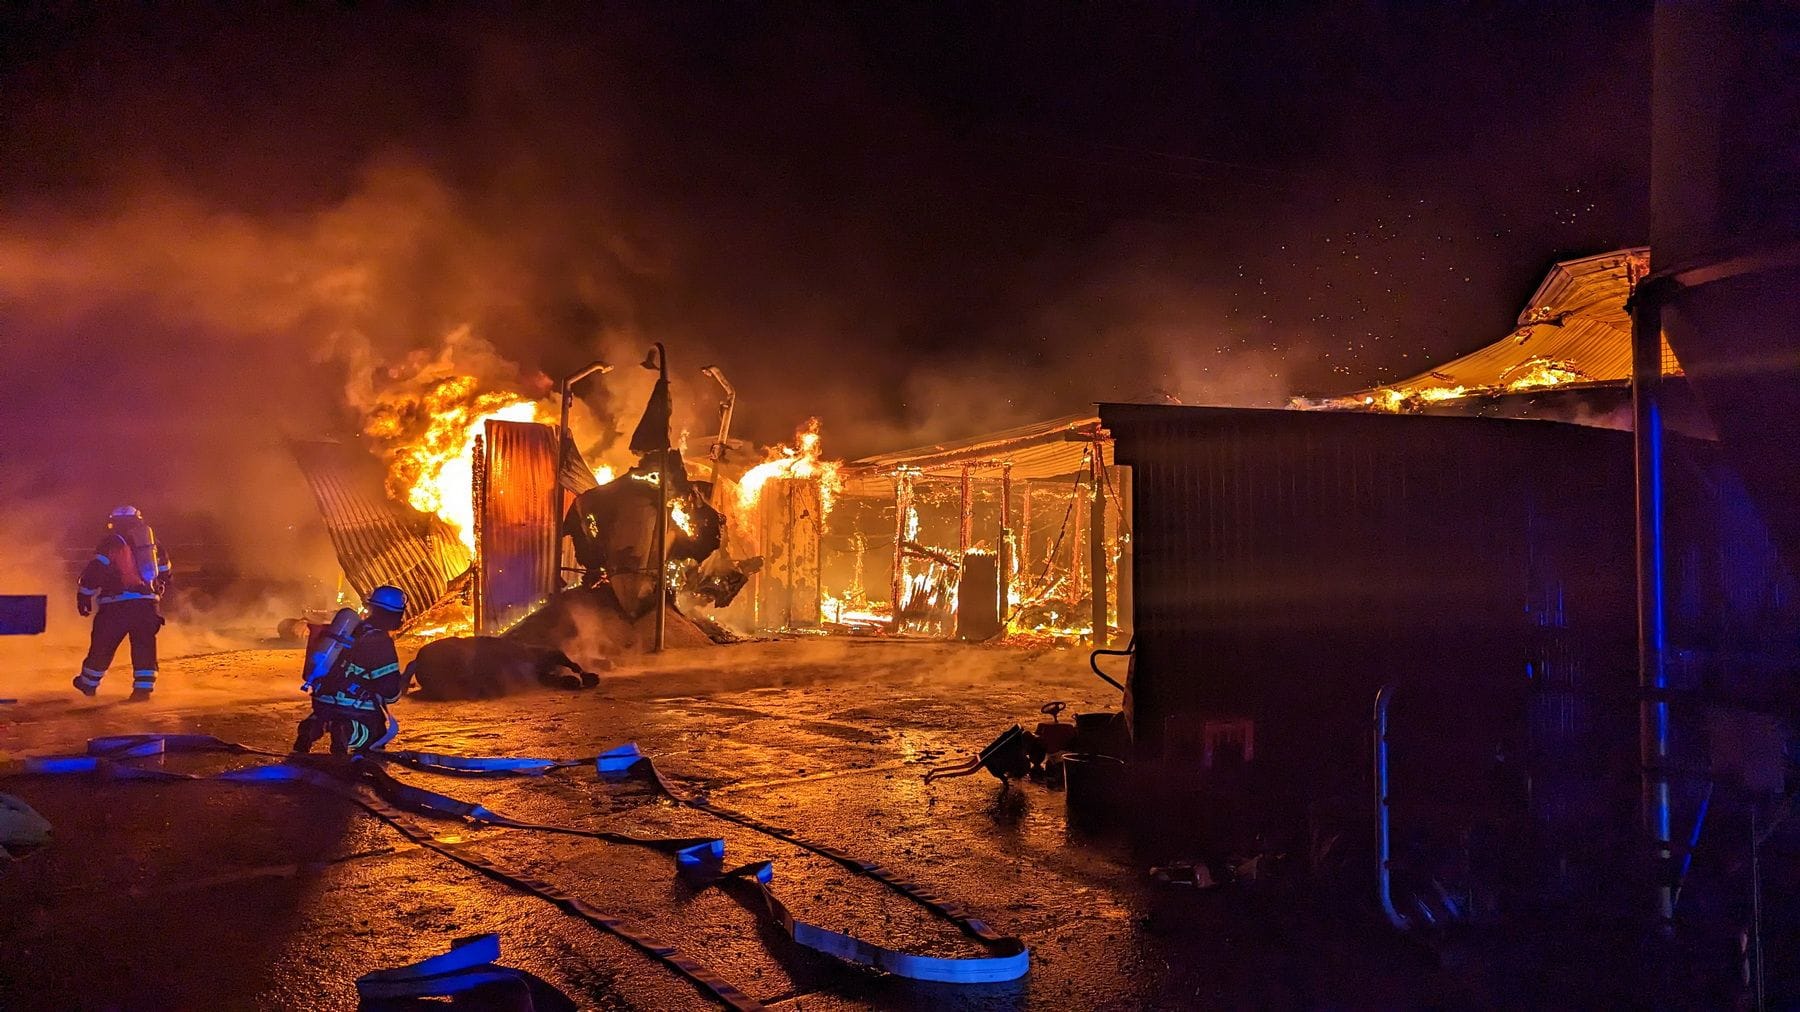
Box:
(0, 5), (1650, 627)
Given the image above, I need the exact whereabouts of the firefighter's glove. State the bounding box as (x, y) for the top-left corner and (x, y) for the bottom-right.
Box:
(76, 593), (93, 617)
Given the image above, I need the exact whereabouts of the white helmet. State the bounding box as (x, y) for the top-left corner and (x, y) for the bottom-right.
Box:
(110, 505), (142, 519)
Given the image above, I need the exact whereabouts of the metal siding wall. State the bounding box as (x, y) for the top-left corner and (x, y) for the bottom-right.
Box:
(1105, 404), (1795, 845)
(1104, 408), (1635, 807)
(290, 440), (471, 620)
(478, 420), (559, 634)
(755, 476), (822, 629)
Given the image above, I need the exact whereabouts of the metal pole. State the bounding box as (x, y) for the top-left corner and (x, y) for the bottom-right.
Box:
(557, 360), (612, 597)
(1751, 803), (1766, 1010)
(1090, 442), (1108, 646)
(1631, 281), (1673, 931)
(1374, 684), (1410, 930)
(654, 452), (669, 652)
(558, 360), (614, 472)
(1117, 464), (1133, 633)
(701, 365), (736, 512)
(647, 343), (669, 654)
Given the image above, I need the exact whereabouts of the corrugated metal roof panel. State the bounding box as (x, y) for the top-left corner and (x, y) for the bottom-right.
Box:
(1371, 248), (1680, 396)
(841, 414), (1113, 498)
(289, 439), (470, 620)
(476, 419), (560, 634)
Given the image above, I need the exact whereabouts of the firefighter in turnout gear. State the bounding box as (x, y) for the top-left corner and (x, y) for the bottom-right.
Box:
(292, 586), (408, 755)
(73, 506), (171, 702)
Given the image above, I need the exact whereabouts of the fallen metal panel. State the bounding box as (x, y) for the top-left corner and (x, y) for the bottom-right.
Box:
(289, 440), (470, 620)
(476, 420), (559, 634)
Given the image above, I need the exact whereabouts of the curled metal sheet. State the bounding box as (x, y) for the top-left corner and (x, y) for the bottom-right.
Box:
(289, 440), (470, 620)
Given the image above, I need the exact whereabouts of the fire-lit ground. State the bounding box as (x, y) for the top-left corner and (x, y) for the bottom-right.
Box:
(2, 640), (1465, 1010)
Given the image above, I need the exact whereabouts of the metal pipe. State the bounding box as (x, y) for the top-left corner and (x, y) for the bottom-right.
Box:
(1089, 442), (1108, 646)
(1631, 282), (1673, 930)
(1374, 683), (1410, 930)
(557, 360), (613, 598)
(558, 360), (615, 470)
(1751, 803), (1766, 1010)
(1673, 780), (1714, 912)
(1116, 465), (1133, 633)
(701, 365), (736, 511)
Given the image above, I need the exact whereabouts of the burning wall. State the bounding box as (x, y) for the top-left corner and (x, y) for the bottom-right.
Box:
(831, 414), (1131, 643)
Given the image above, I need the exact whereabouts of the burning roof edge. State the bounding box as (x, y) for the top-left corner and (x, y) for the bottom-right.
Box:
(1332, 246), (1678, 403)
(840, 412), (1113, 497)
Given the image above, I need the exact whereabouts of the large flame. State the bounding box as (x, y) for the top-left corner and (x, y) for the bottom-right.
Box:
(737, 418), (843, 519)
(363, 376), (549, 551)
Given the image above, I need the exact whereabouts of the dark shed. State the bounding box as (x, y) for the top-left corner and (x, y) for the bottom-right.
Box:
(1100, 404), (1792, 844)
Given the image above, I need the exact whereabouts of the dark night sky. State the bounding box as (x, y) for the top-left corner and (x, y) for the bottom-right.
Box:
(0, 3), (1652, 558)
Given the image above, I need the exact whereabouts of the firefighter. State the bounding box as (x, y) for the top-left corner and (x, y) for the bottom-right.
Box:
(73, 506), (171, 702)
(292, 585), (408, 756)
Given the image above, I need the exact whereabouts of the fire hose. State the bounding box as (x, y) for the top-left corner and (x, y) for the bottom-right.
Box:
(3, 733), (1030, 1005)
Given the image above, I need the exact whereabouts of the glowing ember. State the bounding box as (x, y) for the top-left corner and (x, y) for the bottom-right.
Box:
(593, 464), (617, 484)
(671, 498), (696, 537)
(737, 418), (843, 520)
(1503, 357), (1591, 391)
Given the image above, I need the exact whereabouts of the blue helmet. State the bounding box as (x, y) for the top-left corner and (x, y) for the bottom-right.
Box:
(367, 585), (406, 615)
(110, 505), (142, 519)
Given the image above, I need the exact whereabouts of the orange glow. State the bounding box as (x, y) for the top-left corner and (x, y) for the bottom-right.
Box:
(737, 418), (843, 522)
(593, 464), (617, 485)
(362, 376), (549, 551)
(1503, 357), (1589, 391)
(670, 498), (696, 537)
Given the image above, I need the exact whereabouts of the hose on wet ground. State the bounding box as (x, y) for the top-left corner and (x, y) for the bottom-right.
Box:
(3, 733), (1030, 1004)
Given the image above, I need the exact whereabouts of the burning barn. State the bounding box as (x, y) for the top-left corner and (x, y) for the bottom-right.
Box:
(289, 353), (755, 653)
(833, 414), (1133, 643)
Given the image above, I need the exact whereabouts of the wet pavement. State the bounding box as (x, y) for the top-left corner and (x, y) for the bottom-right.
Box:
(1, 639), (1449, 1010)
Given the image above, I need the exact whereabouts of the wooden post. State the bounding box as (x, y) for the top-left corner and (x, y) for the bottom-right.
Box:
(1090, 443), (1109, 645)
(1020, 482), (1032, 578)
(890, 472), (913, 631)
(958, 464), (973, 555)
(1070, 462), (1085, 598)
(999, 463), (1013, 616)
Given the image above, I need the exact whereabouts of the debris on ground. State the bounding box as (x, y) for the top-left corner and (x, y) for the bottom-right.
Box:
(1149, 860), (1218, 889)
(0, 793), (52, 860)
(356, 932), (576, 1010)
